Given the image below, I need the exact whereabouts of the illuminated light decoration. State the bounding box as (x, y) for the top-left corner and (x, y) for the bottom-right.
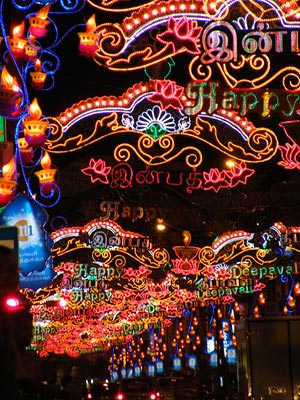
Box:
(147, 281), (171, 299)
(172, 231), (201, 275)
(253, 306), (260, 318)
(155, 218), (166, 231)
(46, 82), (277, 173)
(23, 98), (49, 148)
(156, 16), (202, 55)
(272, 222), (287, 233)
(78, 14), (99, 57)
(148, 80), (185, 110)
(254, 282), (266, 292)
(54, 81), (154, 126)
(4, 2), (300, 353)
(91, 3), (211, 72)
(171, 256), (200, 275)
(0, 157), (17, 207)
(34, 151), (58, 196)
(203, 161), (255, 192)
(237, 0), (300, 22)
(86, 0), (159, 12)
(214, 264), (232, 280)
(81, 158), (111, 184)
(185, 81), (300, 119)
(294, 282), (300, 296)
(17, 137), (34, 165)
(81, 158), (255, 193)
(51, 219), (145, 244)
(28, 5), (51, 38)
(278, 119), (300, 169)
(278, 142), (300, 169)
(58, 297), (67, 307)
(24, 35), (40, 61)
(212, 231), (253, 252)
(0, 66), (22, 117)
(30, 59), (47, 90)
(8, 21), (27, 61)
(83, 0), (300, 75)
(258, 292), (266, 305)
(23, 220), (300, 356)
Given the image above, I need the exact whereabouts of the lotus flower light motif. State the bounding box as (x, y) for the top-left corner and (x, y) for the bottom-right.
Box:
(157, 17), (202, 55)
(203, 168), (230, 192)
(81, 158), (111, 183)
(278, 143), (300, 169)
(148, 80), (184, 110)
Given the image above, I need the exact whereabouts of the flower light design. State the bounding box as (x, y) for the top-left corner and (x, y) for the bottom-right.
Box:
(136, 106), (176, 138)
(148, 80), (185, 110)
(172, 231), (201, 275)
(157, 17), (202, 54)
(81, 158), (111, 183)
(3, 0), (300, 363)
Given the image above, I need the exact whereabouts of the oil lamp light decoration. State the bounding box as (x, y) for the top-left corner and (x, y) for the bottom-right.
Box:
(8, 21), (27, 61)
(24, 35), (40, 62)
(0, 66), (22, 117)
(30, 59), (47, 90)
(0, 157), (17, 207)
(23, 98), (49, 148)
(34, 151), (57, 195)
(172, 231), (201, 275)
(17, 138), (34, 165)
(78, 14), (98, 57)
(28, 5), (51, 39)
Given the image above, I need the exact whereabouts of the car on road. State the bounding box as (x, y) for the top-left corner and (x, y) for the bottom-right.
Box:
(114, 377), (159, 400)
(89, 380), (119, 400)
(154, 376), (183, 400)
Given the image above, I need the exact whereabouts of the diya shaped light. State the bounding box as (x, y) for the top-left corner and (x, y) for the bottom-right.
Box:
(17, 137), (34, 165)
(28, 5), (51, 38)
(0, 157), (17, 207)
(30, 59), (47, 90)
(8, 21), (27, 61)
(23, 98), (49, 148)
(78, 14), (98, 57)
(0, 66), (22, 117)
(34, 151), (57, 195)
(172, 231), (200, 275)
(24, 35), (40, 61)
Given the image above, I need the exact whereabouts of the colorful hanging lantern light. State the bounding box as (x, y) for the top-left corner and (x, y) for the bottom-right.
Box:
(8, 21), (27, 61)
(28, 5), (51, 38)
(0, 157), (17, 207)
(78, 14), (98, 57)
(0, 66), (22, 117)
(17, 137), (34, 165)
(23, 98), (49, 148)
(34, 151), (57, 195)
(30, 59), (47, 90)
(24, 35), (40, 61)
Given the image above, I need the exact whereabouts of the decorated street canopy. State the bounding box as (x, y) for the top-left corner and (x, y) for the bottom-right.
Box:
(1, 0), (300, 376)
